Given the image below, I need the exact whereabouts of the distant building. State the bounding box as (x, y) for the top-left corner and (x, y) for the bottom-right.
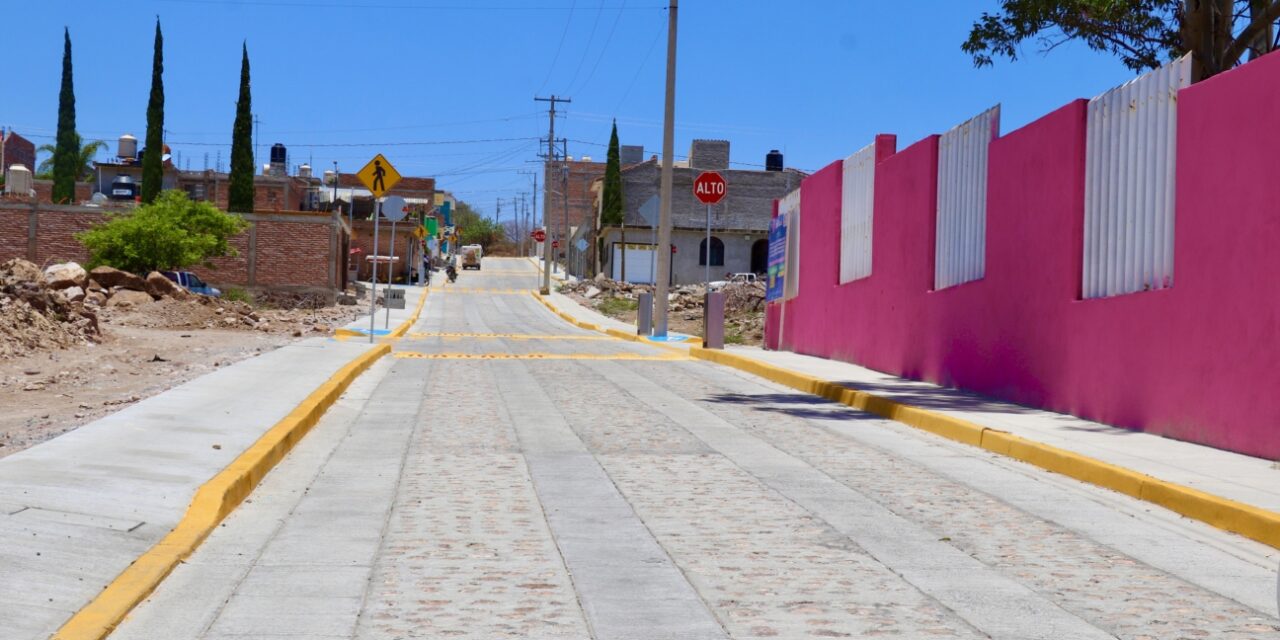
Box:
(1, 129), (36, 176)
(591, 139), (804, 285)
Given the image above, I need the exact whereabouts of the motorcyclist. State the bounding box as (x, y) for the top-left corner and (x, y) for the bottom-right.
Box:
(446, 262), (458, 283)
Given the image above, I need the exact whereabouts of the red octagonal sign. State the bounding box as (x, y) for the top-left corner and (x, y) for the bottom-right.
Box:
(693, 171), (727, 205)
(531, 229), (546, 243)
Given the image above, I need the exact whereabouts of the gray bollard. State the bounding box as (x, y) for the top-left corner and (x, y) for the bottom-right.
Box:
(637, 291), (653, 336)
(703, 291), (725, 349)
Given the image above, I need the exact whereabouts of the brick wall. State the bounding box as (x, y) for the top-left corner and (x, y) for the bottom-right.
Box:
(2, 133), (36, 174)
(350, 220), (418, 281)
(0, 203), (341, 290)
(544, 159), (605, 248)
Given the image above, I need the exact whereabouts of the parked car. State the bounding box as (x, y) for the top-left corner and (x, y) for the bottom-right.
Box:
(161, 271), (221, 297)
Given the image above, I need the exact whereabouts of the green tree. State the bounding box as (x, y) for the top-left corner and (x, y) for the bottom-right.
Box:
(51, 28), (78, 204)
(963, 0), (1280, 81)
(600, 120), (625, 279)
(36, 134), (107, 180)
(77, 190), (249, 273)
(228, 43), (255, 213)
(141, 19), (165, 204)
(452, 200), (505, 252)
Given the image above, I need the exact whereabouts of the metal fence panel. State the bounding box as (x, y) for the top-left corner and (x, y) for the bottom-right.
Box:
(935, 105), (1000, 290)
(1083, 55), (1190, 299)
(840, 143), (875, 284)
(780, 188), (802, 301)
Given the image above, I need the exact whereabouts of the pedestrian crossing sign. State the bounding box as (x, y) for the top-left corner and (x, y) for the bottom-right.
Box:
(356, 154), (402, 198)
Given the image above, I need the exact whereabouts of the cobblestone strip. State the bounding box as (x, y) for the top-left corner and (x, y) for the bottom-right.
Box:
(355, 357), (591, 640)
(637, 361), (1280, 639)
(535, 361), (991, 639)
(576, 360), (1114, 640)
(495, 360), (728, 640)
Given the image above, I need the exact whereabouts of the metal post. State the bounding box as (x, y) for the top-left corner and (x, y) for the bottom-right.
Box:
(386, 219), (396, 329)
(705, 203), (711, 287)
(654, 0), (679, 336)
(369, 199), (380, 343)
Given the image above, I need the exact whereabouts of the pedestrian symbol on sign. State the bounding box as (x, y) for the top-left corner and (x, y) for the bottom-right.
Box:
(371, 160), (386, 193)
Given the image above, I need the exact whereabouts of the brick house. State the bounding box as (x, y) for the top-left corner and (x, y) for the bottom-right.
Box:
(1, 130), (36, 175)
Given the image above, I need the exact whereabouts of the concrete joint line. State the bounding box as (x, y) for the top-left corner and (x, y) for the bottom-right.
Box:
(688, 347), (1280, 551)
(332, 285), (429, 340)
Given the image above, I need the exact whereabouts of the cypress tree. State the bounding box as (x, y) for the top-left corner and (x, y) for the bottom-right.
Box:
(228, 43), (254, 213)
(51, 28), (78, 204)
(141, 19), (165, 204)
(600, 120), (624, 279)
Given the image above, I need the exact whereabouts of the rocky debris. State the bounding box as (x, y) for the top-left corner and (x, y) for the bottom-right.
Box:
(63, 286), (85, 302)
(106, 289), (154, 308)
(0, 259), (101, 359)
(88, 266), (146, 291)
(43, 262), (87, 290)
(145, 271), (189, 300)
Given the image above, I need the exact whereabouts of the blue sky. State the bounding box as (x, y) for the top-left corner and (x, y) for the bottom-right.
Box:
(7, 1), (1146, 218)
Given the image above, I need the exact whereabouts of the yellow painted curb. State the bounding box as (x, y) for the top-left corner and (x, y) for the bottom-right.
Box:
(53, 343), (393, 640)
(531, 292), (688, 355)
(687, 346), (1280, 550)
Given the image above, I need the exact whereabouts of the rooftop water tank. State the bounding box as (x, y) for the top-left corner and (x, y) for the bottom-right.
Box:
(323, 169), (336, 186)
(4, 164), (33, 196)
(270, 143), (287, 165)
(298, 164), (312, 178)
(765, 150), (784, 172)
(118, 134), (138, 160)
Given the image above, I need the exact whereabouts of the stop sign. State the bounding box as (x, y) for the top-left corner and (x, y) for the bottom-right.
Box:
(693, 171), (727, 205)
(532, 229), (546, 242)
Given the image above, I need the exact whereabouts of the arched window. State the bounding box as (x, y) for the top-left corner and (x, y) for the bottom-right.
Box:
(699, 236), (725, 267)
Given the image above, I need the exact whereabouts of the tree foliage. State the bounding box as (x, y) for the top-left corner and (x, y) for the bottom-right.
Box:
(600, 121), (624, 226)
(963, 0), (1280, 80)
(77, 190), (249, 274)
(141, 19), (165, 204)
(37, 134), (106, 180)
(453, 200), (505, 251)
(228, 43), (255, 213)
(52, 28), (78, 204)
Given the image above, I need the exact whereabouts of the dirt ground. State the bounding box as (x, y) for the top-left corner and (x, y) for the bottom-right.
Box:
(0, 296), (366, 459)
(560, 278), (765, 346)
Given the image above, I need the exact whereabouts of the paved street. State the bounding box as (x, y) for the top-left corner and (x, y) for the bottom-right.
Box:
(109, 258), (1280, 640)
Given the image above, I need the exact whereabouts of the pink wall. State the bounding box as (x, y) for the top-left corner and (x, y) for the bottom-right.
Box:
(769, 52), (1280, 459)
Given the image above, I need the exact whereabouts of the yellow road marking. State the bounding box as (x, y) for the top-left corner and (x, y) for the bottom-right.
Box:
(406, 332), (615, 341)
(393, 351), (688, 361)
(437, 287), (533, 294)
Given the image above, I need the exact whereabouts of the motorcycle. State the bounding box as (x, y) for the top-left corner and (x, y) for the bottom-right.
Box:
(446, 264), (458, 283)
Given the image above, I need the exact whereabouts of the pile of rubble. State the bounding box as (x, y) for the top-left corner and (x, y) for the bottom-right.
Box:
(0, 259), (103, 359)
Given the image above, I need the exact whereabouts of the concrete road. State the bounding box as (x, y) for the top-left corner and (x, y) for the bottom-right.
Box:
(109, 258), (1280, 640)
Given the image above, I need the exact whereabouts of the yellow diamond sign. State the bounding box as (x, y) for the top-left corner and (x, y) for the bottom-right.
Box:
(356, 154), (402, 199)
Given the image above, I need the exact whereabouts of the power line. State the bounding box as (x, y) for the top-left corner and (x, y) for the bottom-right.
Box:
(571, 0), (628, 95)
(564, 0), (607, 91)
(535, 0), (577, 95)
(24, 135), (542, 148)
(613, 8), (666, 112)
(157, 0), (651, 9)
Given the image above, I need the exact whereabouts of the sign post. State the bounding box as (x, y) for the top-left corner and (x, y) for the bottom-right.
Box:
(357, 154), (403, 342)
(693, 171), (727, 288)
(381, 195), (408, 329)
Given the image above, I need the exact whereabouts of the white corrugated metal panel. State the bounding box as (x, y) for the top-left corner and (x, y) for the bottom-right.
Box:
(1083, 55), (1189, 299)
(935, 105), (1000, 290)
(780, 188), (802, 301)
(840, 143), (875, 284)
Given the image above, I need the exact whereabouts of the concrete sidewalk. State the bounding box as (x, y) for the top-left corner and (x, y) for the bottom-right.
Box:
(0, 289), (423, 638)
(540, 287), (1280, 536)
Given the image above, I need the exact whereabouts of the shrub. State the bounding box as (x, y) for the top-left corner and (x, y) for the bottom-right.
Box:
(77, 190), (249, 274)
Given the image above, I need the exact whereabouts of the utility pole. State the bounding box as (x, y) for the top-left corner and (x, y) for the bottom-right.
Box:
(253, 115), (261, 173)
(654, 0), (678, 337)
(534, 94), (569, 294)
(561, 138), (570, 277)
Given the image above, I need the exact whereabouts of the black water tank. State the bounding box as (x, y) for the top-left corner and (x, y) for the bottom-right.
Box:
(270, 143), (287, 164)
(109, 175), (138, 200)
(765, 149), (783, 172)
